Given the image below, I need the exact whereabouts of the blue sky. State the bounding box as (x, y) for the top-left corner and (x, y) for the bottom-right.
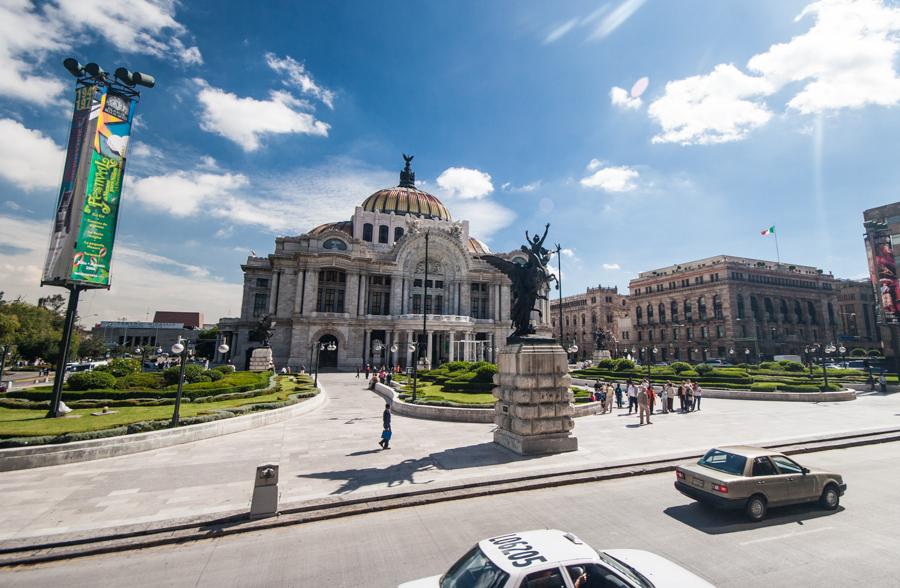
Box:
(1, 0), (899, 323)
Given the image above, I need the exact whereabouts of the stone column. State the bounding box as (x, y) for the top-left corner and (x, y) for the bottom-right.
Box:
(363, 329), (370, 366)
(293, 269), (304, 314)
(493, 340), (577, 455)
(304, 269), (318, 313)
(268, 269), (281, 314)
(426, 330), (434, 368)
(449, 331), (456, 361)
(460, 281), (471, 317)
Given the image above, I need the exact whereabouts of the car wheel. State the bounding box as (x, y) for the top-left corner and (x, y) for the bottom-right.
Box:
(820, 484), (840, 510)
(745, 495), (767, 522)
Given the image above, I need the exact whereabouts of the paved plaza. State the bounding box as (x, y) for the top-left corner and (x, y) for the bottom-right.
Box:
(1, 373), (898, 543)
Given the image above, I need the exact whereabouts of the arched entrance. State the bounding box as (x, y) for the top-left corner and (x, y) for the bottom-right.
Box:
(318, 334), (338, 368)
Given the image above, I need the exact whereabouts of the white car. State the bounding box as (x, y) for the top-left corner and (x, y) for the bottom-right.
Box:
(399, 529), (714, 588)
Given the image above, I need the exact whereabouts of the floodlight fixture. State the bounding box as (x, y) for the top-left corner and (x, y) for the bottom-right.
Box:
(83, 62), (105, 77)
(218, 344), (230, 354)
(132, 71), (156, 88)
(115, 67), (135, 86)
(63, 57), (84, 78)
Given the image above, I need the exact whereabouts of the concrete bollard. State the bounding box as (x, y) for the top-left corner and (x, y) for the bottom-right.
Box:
(250, 463), (279, 519)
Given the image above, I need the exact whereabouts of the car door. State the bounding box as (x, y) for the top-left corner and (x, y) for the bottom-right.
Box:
(520, 566), (568, 588)
(750, 456), (791, 505)
(565, 563), (634, 587)
(771, 455), (817, 503)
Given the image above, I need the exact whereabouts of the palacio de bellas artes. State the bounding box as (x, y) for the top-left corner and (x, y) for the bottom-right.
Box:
(217, 156), (542, 371)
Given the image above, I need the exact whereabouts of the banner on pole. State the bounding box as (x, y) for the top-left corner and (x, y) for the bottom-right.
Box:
(42, 84), (136, 288)
(866, 229), (900, 324)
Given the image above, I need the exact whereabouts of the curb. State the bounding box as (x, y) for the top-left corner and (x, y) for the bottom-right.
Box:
(0, 378), (325, 472)
(3, 426), (899, 567)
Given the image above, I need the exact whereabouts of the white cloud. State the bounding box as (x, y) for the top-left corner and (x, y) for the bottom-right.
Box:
(561, 248), (576, 257)
(436, 167), (494, 199)
(0, 0), (199, 106)
(0, 214), (241, 322)
(649, 0), (900, 145)
(131, 170), (249, 216)
(586, 158), (603, 171)
(610, 86), (642, 110)
(0, 118), (65, 190)
(517, 181), (542, 192)
(580, 165), (640, 192)
(602, 263), (621, 270)
(544, 19), (578, 44)
(0, 1), (67, 104)
(589, 0), (647, 40)
(48, 0), (202, 64)
(265, 53), (335, 109)
(649, 64), (773, 145)
(194, 79), (330, 151)
(449, 199), (516, 241)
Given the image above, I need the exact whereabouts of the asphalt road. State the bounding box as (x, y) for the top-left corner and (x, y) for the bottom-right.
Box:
(5, 441), (898, 588)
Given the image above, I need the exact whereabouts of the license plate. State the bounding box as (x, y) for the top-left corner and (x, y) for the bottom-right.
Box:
(692, 478), (705, 488)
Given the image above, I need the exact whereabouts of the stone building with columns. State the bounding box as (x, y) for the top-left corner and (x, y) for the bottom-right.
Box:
(549, 285), (628, 360)
(626, 255), (842, 363)
(217, 157), (533, 371)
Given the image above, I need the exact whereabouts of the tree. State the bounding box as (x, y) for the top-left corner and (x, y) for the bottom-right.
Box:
(195, 325), (219, 359)
(78, 336), (109, 360)
(0, 298), (79, 364)
(37, 294), (66, 316)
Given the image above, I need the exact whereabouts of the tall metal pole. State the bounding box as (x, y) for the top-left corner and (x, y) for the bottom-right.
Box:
(170, 344), (188, 426)
(47, 285), (81, 418)
(555, 244), (563, 345)
(413, 230), (430, 403)
(314, 344), (321, 387)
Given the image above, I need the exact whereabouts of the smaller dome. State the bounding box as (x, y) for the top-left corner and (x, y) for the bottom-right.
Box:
(309, 221), (352, 236)
(467, 237), (491, 254)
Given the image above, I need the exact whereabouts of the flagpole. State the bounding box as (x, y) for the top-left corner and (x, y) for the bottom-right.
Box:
(774, 229), (781, 266)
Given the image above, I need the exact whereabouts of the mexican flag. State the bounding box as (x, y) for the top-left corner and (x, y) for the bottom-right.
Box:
(760, 225), (775, 236)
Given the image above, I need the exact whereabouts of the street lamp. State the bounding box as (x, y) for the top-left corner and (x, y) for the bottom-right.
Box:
(744, 347), (751, 364)
(838, 345), (846, 368)
(648, 346), (658, 378)
(134, 346), (148, 372)
(314, 341), (337, 387)
(408, 341), (420, 402)
(823, 343), (836, 389)
(567, 342), (579, 364)
(170, 338), (191, 427)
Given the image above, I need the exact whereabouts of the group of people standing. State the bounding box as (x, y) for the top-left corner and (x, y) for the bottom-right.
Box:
(592, 379), (703, 426)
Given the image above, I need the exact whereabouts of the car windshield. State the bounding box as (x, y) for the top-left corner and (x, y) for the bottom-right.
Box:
(597, 552), (654, 588)
(698, 449), (747, 476)
(440, 546), (509, 588)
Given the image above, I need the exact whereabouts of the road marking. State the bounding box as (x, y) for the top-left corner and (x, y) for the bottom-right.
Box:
(739, 526), (834, 546)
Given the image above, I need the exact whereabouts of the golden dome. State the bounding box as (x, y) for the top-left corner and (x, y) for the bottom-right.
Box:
(361, 186), (451, 221)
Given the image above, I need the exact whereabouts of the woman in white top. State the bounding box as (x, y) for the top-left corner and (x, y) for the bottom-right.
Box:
(693, 382), (702, 411)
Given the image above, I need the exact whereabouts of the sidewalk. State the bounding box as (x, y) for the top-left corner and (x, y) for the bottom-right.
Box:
(1, 372), (898, 543)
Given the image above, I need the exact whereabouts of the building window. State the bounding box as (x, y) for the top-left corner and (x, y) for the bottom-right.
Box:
(673, 327), (679, 340)
(737, 294), (745, 319)
(362, 223), (373, 242)
(686, 327), (693, 340)
(700, 326), (708, 339)
(368, 274), (391, 315)
(323, 238), (348, 250)
(684, 300), (693, 321)
(378, 225), (389, 243)
(471, 283), (490, 319)
(256, 278), (269, 288)
(412, 294), (422, 313)
(647, 304), (654, 324)
(253, 292), (268, 317)
(716, 325), (724, 338)
(394, 227), (404, 242)
(698, 296), (708, 320)
(671, 300), (678, 321)
(658, 303), (666, 323)
(713, 295), (723, 319)
(316, 269), (347, 313)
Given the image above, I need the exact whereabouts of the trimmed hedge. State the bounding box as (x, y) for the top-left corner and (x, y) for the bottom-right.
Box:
(67, 371), (117, 390)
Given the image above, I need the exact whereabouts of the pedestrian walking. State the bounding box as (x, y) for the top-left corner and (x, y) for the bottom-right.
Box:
(637, 384), (651, 425)
(660, 383), (669, 414)
(879, 372), (887, 393)
(356, 366), (360, 379)
(594, 380), (602, 403)
(685, 382), (695, 412)
(378, 403), (392, 450)
(614, 382), (623, 408)
(646, 382), (655, 415)
(677, 384), (685, 412)
(666, 382), (675, 412)
(693, 382), (702, 411)
(605, 383), (615, 414)
(627, 380), (637, 414)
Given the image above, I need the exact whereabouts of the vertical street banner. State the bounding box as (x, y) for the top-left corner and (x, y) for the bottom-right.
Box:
(42, 84), (136, 288)
(867, 230), (900, 324)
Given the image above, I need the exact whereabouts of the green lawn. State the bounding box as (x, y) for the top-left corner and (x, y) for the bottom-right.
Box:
(398, 381), (495, 405)
(0, 376), (315, 438)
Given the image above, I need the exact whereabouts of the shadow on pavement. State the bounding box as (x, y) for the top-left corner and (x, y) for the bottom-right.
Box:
(298, 457), (439, 495)
(428, 442), (543, 470)
(664, 502), (844, 535)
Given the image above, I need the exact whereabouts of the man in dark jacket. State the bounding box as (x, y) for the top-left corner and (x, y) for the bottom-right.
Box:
(379, 403), (392, 449)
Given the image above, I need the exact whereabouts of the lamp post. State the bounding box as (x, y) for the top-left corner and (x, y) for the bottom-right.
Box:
(648, 346), (657, 378)
(838, 344), (846, 368)
(170, 338), (189, 427)
(314, 341), (337, 387)
(630, 346), (636, 363)
(134, 346), (148, 372)
(823, 343), (836, 389)
(567, 342), (579, 364)
(409, 341), (420, 402)
(744, 347), (751, 364)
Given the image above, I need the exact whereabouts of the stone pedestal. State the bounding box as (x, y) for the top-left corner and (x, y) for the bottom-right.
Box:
(493, 339), (577, 455)
(249, 347), (274, 372)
